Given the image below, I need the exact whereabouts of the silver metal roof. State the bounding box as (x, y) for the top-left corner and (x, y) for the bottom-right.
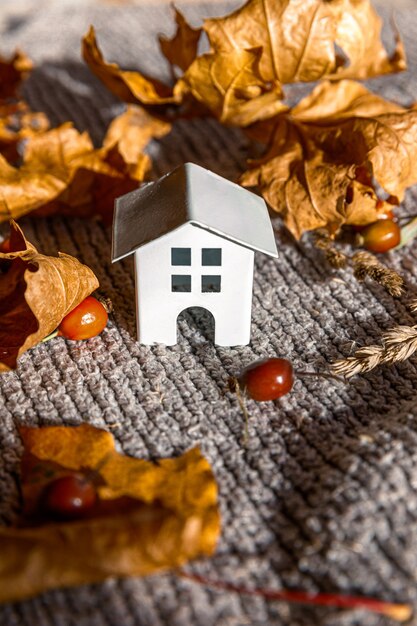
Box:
(111, 162), (278, 262)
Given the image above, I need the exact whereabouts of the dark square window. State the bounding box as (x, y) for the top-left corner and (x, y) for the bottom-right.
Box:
(202, 275), (221, 293)
(172, 275), (191, 292)
(202, 248), (222, 266)
(171, 248), (191, 266)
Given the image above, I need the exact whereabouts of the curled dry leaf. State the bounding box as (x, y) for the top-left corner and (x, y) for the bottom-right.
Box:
(0, 424), (220, 603)
(0, 49), (32, 99)
(0, 101), (49, 163)
(82, 0), (406, 128)
(241, 81), (417, 238)
(159, 7), (202, 74)
(82, 26), (179, 107)
(178, 48), (288, 126)
(204, 0), (406, 85)
(0, 221), (99, 371)
(102, 104), (171, 178)
(0, 49), (49, 161)
(0, 105), (166, 223)
(83, 23), (286, 126)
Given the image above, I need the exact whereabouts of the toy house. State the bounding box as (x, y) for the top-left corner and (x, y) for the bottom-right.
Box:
(111, 163), (278, 346)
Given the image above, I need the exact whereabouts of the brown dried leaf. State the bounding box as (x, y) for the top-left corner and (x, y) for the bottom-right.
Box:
(0, 221), (99, 371)
(82, 26), (179, 107)
(0, 111), (157, 223)
(102, 104), (171, 178)
(159, 8), (202, 73)
(0, 101), (49, 163)
(204, 0), (406, 85)
(331, 2), (406, 80)
(241, 81), (417, 238)
(0, 50), (32, 99)
(178, 47), (288, 126)
(0, 425), (220, 602)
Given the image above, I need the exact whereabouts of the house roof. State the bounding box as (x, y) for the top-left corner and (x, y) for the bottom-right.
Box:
(111, 162), (278, 262)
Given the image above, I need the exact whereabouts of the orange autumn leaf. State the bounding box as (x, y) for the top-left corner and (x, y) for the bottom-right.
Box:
(0, 424), (220, 603)
(0, 105), (166, 223)
(0, 221), (99, 371)
(159, 7), (202, 73)
(178, 47), (288, 126)
(82, 26), (179, 107)
(241, 81), (417, 238)
(102, 104), (171, 179)
(204, 0), (406, 86)
(83, 25), (286, 126)
(0, 49), (32, 99)
(0, 101), (49, 163)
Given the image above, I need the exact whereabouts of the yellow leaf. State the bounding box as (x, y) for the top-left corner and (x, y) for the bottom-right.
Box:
(159, 8), (202, 73)
(0, 101), (49, 163)
(0, 49), (32, 99)
(241, 81), (417, 238)
(331, 0), (406, 80)
(0, 112), (158, 223)
(204, 0), (406, 85)
(0, 424), (221, 602)
(82, 25), (179, 106)
(0, 221), (99, 371)
(102, 104), (170, 179)
(179, 47), (288, 126)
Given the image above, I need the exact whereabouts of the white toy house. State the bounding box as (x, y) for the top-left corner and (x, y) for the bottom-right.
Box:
(111, 163), (278, 346)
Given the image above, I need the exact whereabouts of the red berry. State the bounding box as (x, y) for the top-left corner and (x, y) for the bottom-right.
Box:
(0, 238), (11, 253)
(361, 219), (401, 253)
(238, 357), (294, 401)
(58, 296), (108, 340)
(41, 473), (97, 520)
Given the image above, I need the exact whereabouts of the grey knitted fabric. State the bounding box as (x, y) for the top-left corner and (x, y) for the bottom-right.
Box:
(1, 2), (417, 625)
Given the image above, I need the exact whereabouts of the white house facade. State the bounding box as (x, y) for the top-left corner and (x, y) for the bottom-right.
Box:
(112, 163), (278, 347)
(135, 222), (254, 345)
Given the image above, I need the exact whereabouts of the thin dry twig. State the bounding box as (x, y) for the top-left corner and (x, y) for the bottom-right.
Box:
(331, 324), (417, 378)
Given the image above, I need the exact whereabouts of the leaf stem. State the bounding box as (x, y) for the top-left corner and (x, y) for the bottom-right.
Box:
(41, 329), (59, 343)
(179, 571), (412, 622)
(295, 370), (346, 384)
(232, 377), (250, 446)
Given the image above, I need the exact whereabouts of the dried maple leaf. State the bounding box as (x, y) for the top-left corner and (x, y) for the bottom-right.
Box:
(82, 26), (179, 107)
(83, 24), (284, 126)
(0, 106), (164, 223)
(0, 221), (99, 371)
(178, 47), (288, 126)
(159, 7), (202, 74)
(241, 81), (417, 239)
(0, 424), (220, 602)
(102, 104), (170, 178)
(0, 50), (32, 99)
(0, 101), (49, 163)
(204, 0), (406, 86)
(0, 49), (49, 161)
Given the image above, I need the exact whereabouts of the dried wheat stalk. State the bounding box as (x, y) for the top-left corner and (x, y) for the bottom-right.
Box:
(352, 251), (404, 297)
(409, 299), (417, 312)
(313, 230), (348, 269)
(313, 232), (405, 296)
(331, 325), (417, 378)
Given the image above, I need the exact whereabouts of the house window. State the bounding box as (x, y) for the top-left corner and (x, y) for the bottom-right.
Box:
(202, 275), (221, 293)
(171, 247), (191, 266)
(172, 275), (191, 292)
(202, 248), (222, 266)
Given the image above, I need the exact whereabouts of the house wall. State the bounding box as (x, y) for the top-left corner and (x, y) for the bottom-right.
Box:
(134, 223), (255, 346)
